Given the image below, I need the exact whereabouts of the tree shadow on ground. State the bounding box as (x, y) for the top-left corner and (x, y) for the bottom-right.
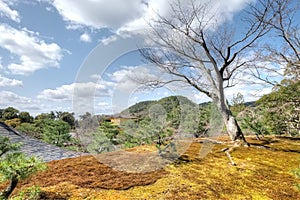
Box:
(248, 137), (300, 153)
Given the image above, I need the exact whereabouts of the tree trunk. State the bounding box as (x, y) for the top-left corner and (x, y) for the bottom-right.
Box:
(223, 114), (244, 141)
(214, 96), (248, 144)
(0, 176), (18, 200)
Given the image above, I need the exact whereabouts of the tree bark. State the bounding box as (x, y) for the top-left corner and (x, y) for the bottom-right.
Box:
(214, 96), (248, 144)
(223, 113), (244, 141)
(0, 175), (18, 200)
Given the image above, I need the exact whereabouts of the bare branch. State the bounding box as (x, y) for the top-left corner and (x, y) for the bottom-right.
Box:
(138, 0), (283, 141)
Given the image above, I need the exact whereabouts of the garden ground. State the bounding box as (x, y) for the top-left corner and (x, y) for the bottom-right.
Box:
(1, 136), (300, 199)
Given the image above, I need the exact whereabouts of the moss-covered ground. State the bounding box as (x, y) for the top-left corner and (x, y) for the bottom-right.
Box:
(1, 136), (300, 199)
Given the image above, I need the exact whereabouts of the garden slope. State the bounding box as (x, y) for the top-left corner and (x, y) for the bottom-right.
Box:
(2, 136), (300, 199)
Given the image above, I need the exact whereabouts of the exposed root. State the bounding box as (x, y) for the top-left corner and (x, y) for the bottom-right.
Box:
(233, 139), (250, 147)
(196, 138), (225, 144)
(220, 147), (236, 166)
(225, 150), (236, 166)
(250, 144), (276, 151)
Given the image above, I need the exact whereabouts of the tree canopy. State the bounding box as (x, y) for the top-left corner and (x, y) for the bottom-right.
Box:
(0, 136), (45, 199)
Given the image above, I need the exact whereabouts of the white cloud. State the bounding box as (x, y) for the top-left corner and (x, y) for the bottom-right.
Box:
(0, 57), (3, 69)
(90, 74), (100, 80)
(38, 84), (74, 100)
(97, 102), (109, 107)
(224, 82), (273, 103)
(43, 0), (255, 55)
(0, 24), (63, 75)
(193, 93), (211, 103)
(50, 0), (147, 30)
(0, 75), (23, 87)
(0, 0), (20, 22)
(100, 35), (118, 45)
(80, 32), (92, 42)
(0, 90), (76, 116)
(118, 0), (253, 34)
(49, 0), (253, 44)
(108, 65), (158, 92)
(0, 90), (39, 110)
(38, 82), (112, 101)
(248, 87), (272, 100)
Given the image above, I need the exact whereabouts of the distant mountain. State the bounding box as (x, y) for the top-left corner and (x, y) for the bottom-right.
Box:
(121, 96), (255, 118)
(121, 96), (198, 118)
(244, 101), (256, 107)
(121, 100), (155, 117)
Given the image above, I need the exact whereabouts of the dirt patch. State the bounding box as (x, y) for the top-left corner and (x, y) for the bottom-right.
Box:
(20, 155), (168, 190)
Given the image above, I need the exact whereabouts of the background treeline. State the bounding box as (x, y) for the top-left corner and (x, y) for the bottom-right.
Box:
(84, 96), (217, 154)
(233, 79), (300, 138)
(0, 109), (77, 149)
(0, 77), (299, 152)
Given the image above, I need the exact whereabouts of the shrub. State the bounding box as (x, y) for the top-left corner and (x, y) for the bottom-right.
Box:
(12, 186), (41, 200)
(42, 119), (71, 147)
(292, 166), (300, 190)
(4, 118), (21, 128)
(0, 136), (46, 199)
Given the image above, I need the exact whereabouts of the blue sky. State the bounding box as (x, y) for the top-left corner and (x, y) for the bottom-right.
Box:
(0, 0), (284, 116)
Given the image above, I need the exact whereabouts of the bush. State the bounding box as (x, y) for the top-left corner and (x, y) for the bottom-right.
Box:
(16, 123), (42, 139)
(4, 118), (21, 128)
(257, 81), (300, 136)
(0, 136), (46, 199)
(42, 119), (71, 147)
(292, 166), (300, 190)
(12, 186), (41, 200)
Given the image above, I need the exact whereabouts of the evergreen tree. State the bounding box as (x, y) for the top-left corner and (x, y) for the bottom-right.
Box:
(257, 81), (300, 136)
(2, 107), (19, 121)
(42, 120), (71, 147)
(0, 136), (45, 200)
(18, 112), (33, 123)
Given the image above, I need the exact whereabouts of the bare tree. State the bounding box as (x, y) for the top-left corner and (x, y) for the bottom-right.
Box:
(257, 0), (300, 84)
(139, 0), (277, 143)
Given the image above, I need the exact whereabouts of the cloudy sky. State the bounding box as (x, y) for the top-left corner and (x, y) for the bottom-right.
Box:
(0, 0), (278, 116)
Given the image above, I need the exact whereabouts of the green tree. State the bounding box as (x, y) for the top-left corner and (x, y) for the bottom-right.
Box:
(18, 112), (33, 123)
(230, 93), (246, 117)
(0, 109), (4, 121)
(77, 112), (99, 130)
(59, 112), (75, 129)
(119, 120), (142, 148)
(240, 108), (269, 139)
(42, 120), (71, 147)
(257, 81), (300, 136)
(86, 123), (119, 154)
(0, 136), (46, 200)
(35, 113), (55, 121)
(0, 137), (20, 157)
(98, 122), (121, 145)
(16, 123), (41, 139)
(180, 104), (202, 137)
(2, 107), (19, 121)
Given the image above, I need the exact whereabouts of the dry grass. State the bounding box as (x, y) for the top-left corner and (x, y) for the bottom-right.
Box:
(1, 136), (300, 199)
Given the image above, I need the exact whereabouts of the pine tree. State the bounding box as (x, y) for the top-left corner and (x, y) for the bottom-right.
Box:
(0, 136), (46, 199)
